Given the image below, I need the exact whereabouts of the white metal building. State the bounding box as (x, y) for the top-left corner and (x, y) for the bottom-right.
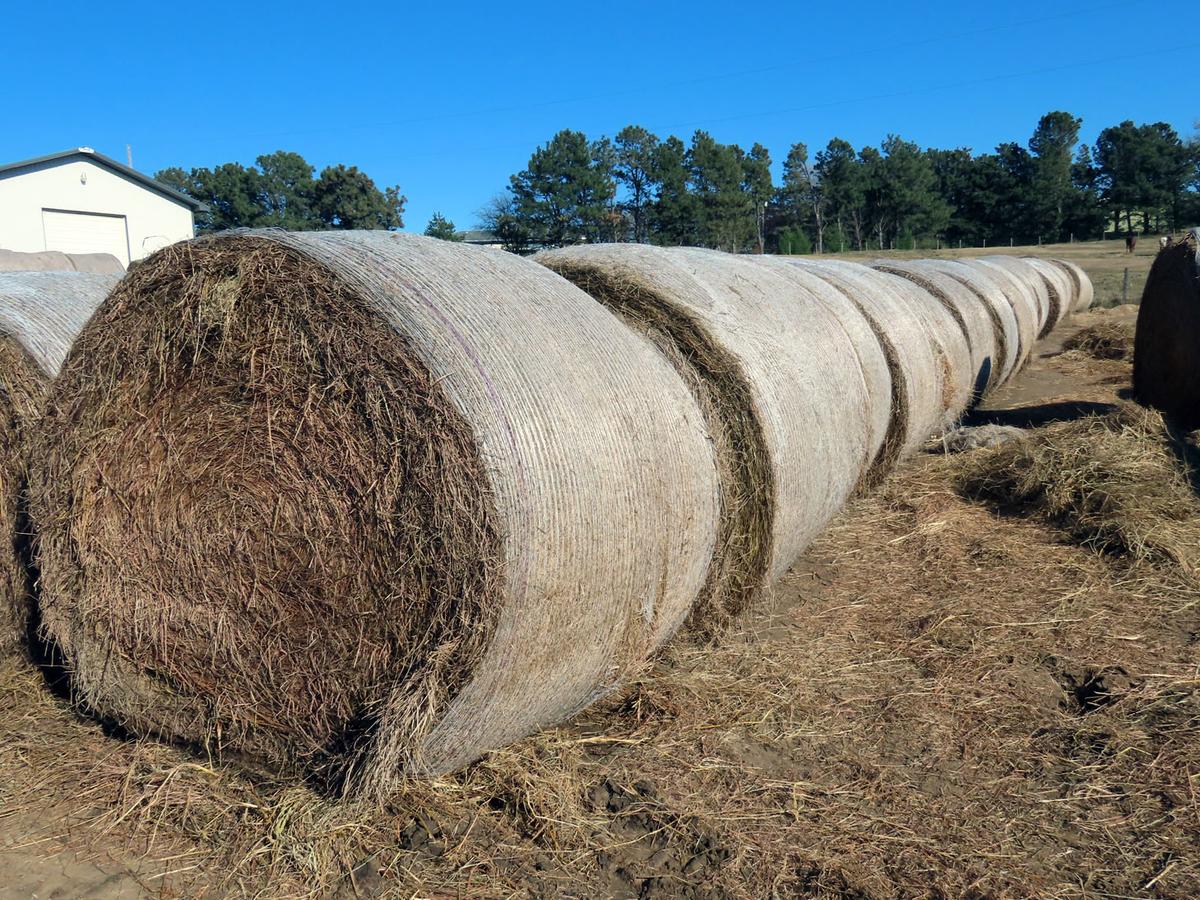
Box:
(0, 147), (203, 266)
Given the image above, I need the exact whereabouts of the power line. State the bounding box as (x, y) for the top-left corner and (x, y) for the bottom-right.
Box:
(231, 0), (1149, 143)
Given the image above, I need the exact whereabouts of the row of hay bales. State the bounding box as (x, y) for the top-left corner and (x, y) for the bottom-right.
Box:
(0, 248), (125, 275)
(0, 233), (1091, 796)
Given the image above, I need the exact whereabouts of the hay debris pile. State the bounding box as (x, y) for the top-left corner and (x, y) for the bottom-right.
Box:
(27, 236), (1092, 791)
(1062, 321), (1135, 360)
(0, 272), (114, 656)
(954, 402), (1200, 574)
(1134, 231), (1200, 429)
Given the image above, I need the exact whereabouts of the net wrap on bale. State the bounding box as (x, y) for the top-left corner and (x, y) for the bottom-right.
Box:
(917, 260), (1022, 386)
(872, 259), (1005, 399)
(0, 249), (125, 274)
(873, 268), (975, 419)
(958, 259), (1039, 369)
(30, 230), (721, 793)
(1047, 258), (1095, 312)
(537, 244), (883, 628)
(744, 257), (893, 487)
(780, 259), (950, 465)
(975, 257), (1052, 338)
(0, 272), (114, 656)
(1021, 257), (1074, 335)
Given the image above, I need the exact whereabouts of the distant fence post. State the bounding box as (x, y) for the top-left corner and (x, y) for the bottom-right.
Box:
(1122, 267), (1130, 303)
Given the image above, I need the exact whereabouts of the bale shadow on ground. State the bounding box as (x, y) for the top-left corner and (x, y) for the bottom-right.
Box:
(964, 400), (1117, 429)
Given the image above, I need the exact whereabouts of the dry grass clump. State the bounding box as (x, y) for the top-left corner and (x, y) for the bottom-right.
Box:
(1062, 321), (1135, 360)
(0, 340), (47, 656)
(954, 403), (1200, 573)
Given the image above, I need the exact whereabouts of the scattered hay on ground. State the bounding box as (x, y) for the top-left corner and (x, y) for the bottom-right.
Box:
(1061, 321), (1135, 360)
(5, 438), (1200, 897)
(953, 402), (1200, 574)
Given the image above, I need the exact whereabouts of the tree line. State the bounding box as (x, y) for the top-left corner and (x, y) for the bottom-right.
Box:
(155, 151), (406, 232)
(479, 112), (1200, 254)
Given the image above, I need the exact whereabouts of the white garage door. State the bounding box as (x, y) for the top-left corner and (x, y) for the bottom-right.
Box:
(42, 209), (130, 266)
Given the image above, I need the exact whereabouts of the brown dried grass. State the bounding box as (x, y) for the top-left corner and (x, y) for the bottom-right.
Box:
(954, 403), (1200, 574)
(0, 338), (47, 656)
(5, 425), (1200, 897)
(1062, 322), (1135, 361)
(30, 238), (504, 793)
(1134, 232), (1200, 430)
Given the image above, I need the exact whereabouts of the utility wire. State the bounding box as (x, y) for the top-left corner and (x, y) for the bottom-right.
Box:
(233, 0), (1150, 142)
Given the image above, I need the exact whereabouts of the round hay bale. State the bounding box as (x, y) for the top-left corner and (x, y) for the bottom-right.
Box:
(959, 259), (1040, 369)
(1022, 258), (1073, 333)
(0, 272), (115, 657)
(1046, 258), (1094, 312)
(66, 253), (125, 275)
(744, 257), (893, 487)
(1133, 232), (1200, 429)
(868, 262), (988, 408)
(537, 244), (882, 623)
(876, 270), (975, 422)
(915, 260), (1021, 386)
(0, 250), (75, 273)
(780, 259), (949, 462)
(976, 256), (1052, 337)
(30, 230), (720, 791)
(870, 260), (997, 403)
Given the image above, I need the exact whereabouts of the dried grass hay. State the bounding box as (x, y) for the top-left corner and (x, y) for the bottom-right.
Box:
(0, 272), (115, 656)
(30, 230), (720, 793)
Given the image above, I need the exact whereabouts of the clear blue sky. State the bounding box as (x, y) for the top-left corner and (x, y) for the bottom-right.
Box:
(3, 1), (1195, 232)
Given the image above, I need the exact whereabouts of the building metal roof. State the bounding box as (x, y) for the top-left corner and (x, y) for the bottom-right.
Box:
(0, 147), (207, 212)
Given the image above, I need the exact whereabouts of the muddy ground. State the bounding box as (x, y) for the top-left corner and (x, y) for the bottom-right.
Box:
(3, 302), (1197, 899)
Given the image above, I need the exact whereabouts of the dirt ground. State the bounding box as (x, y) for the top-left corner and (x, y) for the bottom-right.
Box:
(3, 302), (1198, 899)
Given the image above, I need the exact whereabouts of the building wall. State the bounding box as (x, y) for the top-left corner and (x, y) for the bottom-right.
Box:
(0, 156), (195, 264)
